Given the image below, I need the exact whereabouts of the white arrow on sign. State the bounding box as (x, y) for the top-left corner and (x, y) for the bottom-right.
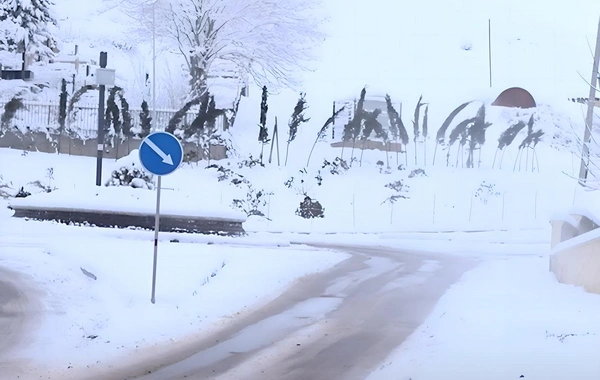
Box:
(143, 138), (174, 165)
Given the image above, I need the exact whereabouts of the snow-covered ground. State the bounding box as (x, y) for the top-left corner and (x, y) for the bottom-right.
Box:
(366, 255), (600, 380)
(2, 143), (600, 378)
(0, 215), (348, 376)
(2, 0), (600, 377)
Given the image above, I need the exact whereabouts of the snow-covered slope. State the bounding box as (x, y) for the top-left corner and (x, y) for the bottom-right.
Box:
(1, 0), (599, 228)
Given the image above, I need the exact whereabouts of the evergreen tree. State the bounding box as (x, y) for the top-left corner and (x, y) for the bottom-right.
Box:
(351, 87), (367, 140)
(166, 97), (201, 135)
(120, 95), (133, 138)
(360, 109), (387, 166)
(139, 100), (152, 138)
(186, 91), (210, 139)
(412, 95), (425, 164)
(258, 85), (269, 143)
(433, 100), (472, 165)
(105, 87), (121, 143)
(258, 85), (269, 163)
(0, 96), (24, 130)
(385, 94), (408, 166)
(307, 106), (345, 167)
(285, 93), (310, 166)
(0, 0), (58, 60)
(466, 105), (491, 168)
(58, 78), (67, 131)
(204, 95), (222, 164)
(384, 95), (399, 141)
(362, 109), (383, 140)
(205, 95), (219, 134)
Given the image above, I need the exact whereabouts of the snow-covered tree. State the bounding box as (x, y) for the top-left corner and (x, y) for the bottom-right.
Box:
(285, 93), (310, 166)
(117, 0), (325, 101)
(0, 0), (58, 60)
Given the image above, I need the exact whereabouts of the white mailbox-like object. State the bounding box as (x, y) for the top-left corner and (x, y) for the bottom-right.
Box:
(95, 68), (116, 86)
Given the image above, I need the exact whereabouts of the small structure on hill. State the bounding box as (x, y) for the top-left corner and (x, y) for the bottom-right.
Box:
(491, 87), (537, 108)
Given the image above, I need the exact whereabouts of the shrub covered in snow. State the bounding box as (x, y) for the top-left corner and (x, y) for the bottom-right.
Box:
(408, 168), (427, 178)
(322, 157), (349, 175)
(475, 181), (501, 205)
(0, 168), (57, 198)
(382, 180), (410, 204)
(0, 96), (24, 133)
(105, 150), (155, 189)
(296, 196), (325, 219)
(231, 184), (272, 218)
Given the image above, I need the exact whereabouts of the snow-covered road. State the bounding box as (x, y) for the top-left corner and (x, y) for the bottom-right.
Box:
(83, 245), (473, 380)
(0, 267), (43, 374)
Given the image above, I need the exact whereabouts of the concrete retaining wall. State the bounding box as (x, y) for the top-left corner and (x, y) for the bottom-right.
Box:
(0, 130), (226, 161)
(550, 231), (600, 294)
(549, 213), (600, 295)
(9, 204), (245, 236)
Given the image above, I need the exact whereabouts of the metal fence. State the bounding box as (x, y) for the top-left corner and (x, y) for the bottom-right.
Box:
(0, 100), (226, 139)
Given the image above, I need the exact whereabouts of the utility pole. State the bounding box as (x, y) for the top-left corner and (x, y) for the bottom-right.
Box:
(578, 16), (600, 185)
(488, 19), (493, 88)
(96, 52), (108, 186)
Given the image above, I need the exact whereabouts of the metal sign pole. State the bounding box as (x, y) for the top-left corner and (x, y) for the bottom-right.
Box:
(96, 52), (107, 186)
(150, 175), (162, 304)
(139, 131), (183, 305)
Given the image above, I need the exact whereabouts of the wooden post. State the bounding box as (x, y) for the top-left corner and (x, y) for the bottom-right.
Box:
(268, 116), (278, 164)
(332, 101), (336, 140)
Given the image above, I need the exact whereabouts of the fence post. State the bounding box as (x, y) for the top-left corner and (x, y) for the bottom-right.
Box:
(352, 193), (356, 230)
(432, 193), (436, 224)
(534, 190), (538, 220)
(502, 192), (506, 221)
(469, 192), (474, 222)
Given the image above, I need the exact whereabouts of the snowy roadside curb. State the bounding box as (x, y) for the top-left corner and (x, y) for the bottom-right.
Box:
(285, 229), (551, 257)
(367, 256), (600, 380)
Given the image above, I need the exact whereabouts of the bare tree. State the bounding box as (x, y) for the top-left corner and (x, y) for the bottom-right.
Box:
(117, 0), (325, 101)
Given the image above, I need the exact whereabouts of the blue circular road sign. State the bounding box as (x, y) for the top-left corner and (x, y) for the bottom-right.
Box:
(139, 132), (184, 176)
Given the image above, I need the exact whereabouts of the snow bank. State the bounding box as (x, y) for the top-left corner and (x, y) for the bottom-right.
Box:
(367, 256), (600, 380)
(8, 185), (247, 221)
(287, 228), (551, 258)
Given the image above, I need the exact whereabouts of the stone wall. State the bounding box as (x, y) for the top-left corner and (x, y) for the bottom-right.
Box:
(0, 130), (227, 161)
